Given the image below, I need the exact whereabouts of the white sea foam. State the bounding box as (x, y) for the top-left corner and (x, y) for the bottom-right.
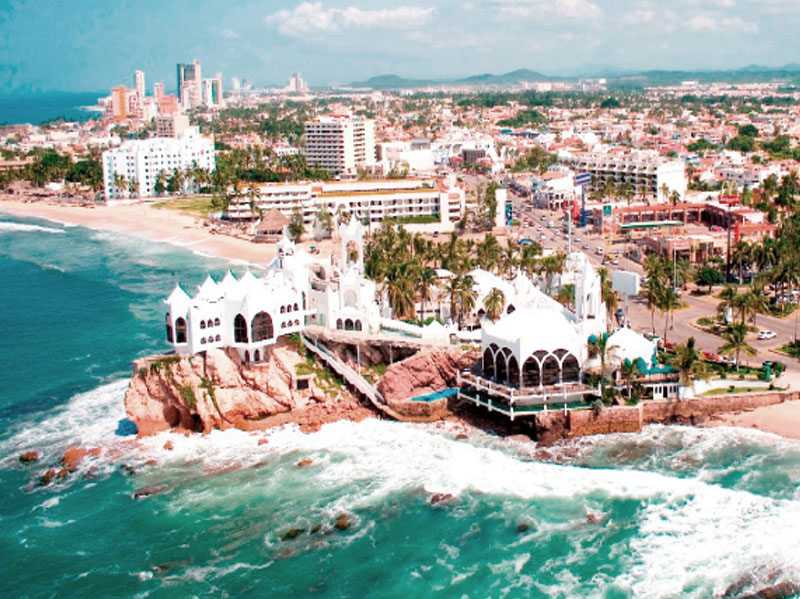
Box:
(0, 221), (64, 234)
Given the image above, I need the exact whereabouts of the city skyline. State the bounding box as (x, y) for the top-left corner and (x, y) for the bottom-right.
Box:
(3, 0), (800, 93)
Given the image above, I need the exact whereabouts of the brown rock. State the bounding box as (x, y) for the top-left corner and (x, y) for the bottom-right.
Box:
(334, 514), (351, 531)
(61, 447), (87, 472)
(455, 433), (469, 440)
(281, 527), (305, 541)
(430, 492), (456, 506)
(377, 347), (479, 402)
(258, 438), (269, 446)
(163, 440), (174, 451)
(57, 468), (69, 479)
(40, 469), (56, 486)
(297, 458), (313, 467)
(19, 451), (39, 463)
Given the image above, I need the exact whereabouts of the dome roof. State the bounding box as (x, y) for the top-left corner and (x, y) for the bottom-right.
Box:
(483, 306), (582, 358)
(606, 327), (656, 368)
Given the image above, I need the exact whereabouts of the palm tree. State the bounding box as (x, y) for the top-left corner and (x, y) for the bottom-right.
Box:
(619, 358), (642, 401)
(598, 267), (618, 326)
(717, 323), (756, 371)
(717, 284), (739, 323)
(740, 285), (768, 327)
(382, 264), (415, 320)
(447, 274), (477, 329)
(483, 287), (506, 322)
(557, 284), (575, 311)
(669, 336), (707, 398)
(588, 333), (611, 379)
(641, 270), (663, 335)
(415, 266), (438, 321)
(658, 285), (681, 344)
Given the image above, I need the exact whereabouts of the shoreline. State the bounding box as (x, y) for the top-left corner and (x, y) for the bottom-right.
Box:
(703, 399), (800, 440)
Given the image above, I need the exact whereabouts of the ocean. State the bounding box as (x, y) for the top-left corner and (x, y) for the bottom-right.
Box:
(0, 92), (103, 126)
(1, 212), (800, 599)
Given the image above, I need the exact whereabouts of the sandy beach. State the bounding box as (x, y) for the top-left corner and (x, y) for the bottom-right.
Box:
(0, 196), (341, 266)
(705, 399), (800, 440)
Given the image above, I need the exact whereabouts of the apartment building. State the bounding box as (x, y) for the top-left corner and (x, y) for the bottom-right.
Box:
(102, 126), (215, 198)
(559, 152), (687, 200)
(303, 116), (377, 177)
(226, 176), (465, 232)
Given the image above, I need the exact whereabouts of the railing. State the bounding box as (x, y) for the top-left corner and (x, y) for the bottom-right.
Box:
(300, 333), (406, 421)
(457, 371), (599, 407)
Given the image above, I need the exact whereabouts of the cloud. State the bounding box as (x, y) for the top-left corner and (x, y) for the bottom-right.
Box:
(491, 0), (603, 20)
(265, 2), (436, 36)
(687, 14), (758, 32)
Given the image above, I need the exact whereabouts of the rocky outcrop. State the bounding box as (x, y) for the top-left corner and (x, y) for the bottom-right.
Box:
(125, 339), (363, 436)
(377, 347), (478, 402)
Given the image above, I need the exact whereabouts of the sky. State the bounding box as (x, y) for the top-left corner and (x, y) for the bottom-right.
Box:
(1, 0), (799, 93)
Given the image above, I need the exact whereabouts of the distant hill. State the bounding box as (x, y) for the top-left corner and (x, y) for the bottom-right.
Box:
(348, 65), (800, 90)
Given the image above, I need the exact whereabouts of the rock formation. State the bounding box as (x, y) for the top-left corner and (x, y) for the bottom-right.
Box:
(377, 347), (478, 402)
(125, 339), (364, 436)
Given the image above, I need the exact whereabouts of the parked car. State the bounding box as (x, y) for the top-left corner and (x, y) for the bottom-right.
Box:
(757, 330), (777, 340)
(582, 243), (590, 250)
(611, 258), (620, 265)
(595, 247), (605, 255)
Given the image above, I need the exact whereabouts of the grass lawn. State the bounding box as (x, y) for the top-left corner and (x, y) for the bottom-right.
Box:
(152, 196), (215, 218)
(701, 386), (780, 396)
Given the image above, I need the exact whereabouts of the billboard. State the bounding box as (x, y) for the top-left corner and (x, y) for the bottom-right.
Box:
(612, 270), (641, 296)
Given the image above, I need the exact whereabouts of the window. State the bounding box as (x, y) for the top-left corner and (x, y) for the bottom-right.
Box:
(175, 318), (187, 343)
(251, 312), (274, 342)
(165, 314), (173, 343)
(214, 318), (220, 327)
(215, 335), (221, 342)
(234, 314), (248, 343)
(200, 321), (206, 329)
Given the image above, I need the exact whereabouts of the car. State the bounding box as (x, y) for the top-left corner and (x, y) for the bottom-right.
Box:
(611, 258), (619, 265)
(757, 330), (777, 340)
(574, 237), (581, 243)
(582, 243), (590, 250)
(595, 247), (605, 255)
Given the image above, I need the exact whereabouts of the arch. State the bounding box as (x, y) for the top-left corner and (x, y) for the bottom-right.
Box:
(214, 318), (220, 327)
(201, 337), (206, 344)
(293, 303), (299, 312)
(280, 306), (286, 314)
(175, 318), (187, 343)
(254, 349), (260, 362)
(507, 355), (520, 388)
(495, 353), (508, 384)
(345, 318), (354, 331)
(206, 319), (213, 328)
(522, 357), (541, 388)
(244, 350), (250, 363)
(287, 305), (293, 313)
(302, 292), (306, 310)
(294, 319), (300, 326)
(562, 354), (580, 383)
(354, 320), (362, 331)
(477, 309), (486, 319)
(200, 320), (206, 329)
(234, 314), (248, 343)
(252, 312), (274, 342)
(541, 355), (560, 386)
(336, 318), (343, 330)
(165, 314), (174, 343)
(483, 348), (495, 379)
(215, 334), (221, 342)
(281, 322), (286, 329)
(343, 289), (358, 308)
(506, 304), (516, 314)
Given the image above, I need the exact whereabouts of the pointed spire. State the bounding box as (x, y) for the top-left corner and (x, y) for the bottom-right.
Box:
(166, 283), (191, 305)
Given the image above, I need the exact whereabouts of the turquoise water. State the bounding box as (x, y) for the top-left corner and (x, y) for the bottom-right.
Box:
(1, 213), (800, 598)
(0, 92), (103, 125)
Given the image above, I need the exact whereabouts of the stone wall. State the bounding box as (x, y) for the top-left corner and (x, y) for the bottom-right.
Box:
(532, 390), (797, 445)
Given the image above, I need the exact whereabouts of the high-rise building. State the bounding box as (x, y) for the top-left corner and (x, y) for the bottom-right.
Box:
(286, 72), (308, 94)
(177, 59), (202, 109)
(102, 126), (215, 198)
(134, 70), (145, 99)
(303, 116), (377, 177)
(201, 75), (223, 107)
(153, 82), (165, 103)
(111, 85), (128, 121)
(155, 113), (190, 138)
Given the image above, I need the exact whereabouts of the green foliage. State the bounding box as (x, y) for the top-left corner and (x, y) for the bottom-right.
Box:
(149, 355), (181, 374)
(288, 207), (305, 242)
(737, 124), (759, 138)
(385, 214), (439, 225)
(497, 109), (547, 128)
(687, 138), (717, 153)
(600, 97), (621, 108)
(510, 146), (557, 174)
(727, 135), (756, 153)
(180, 385), (197, 409)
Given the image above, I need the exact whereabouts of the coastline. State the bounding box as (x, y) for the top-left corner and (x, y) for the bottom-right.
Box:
(704, 399), (800, 441)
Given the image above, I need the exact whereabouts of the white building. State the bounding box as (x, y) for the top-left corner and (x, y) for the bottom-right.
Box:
(286, 72), (309, 94)
(226, 176), (466, 233)
(164, 218), (381, 362)
(102, 126), (215, 198)
(559, 152), (686, 201)
(303, 116), (376, 177)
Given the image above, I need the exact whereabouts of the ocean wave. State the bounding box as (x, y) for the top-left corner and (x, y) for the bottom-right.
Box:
(0, 221), (65, 234)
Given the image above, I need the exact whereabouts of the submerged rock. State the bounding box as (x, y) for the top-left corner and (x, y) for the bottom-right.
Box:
(736, 581), (800, 599)
(281, 527), (305, 541)
(297, 458), (313, 467)
(333, 514), (351, 531)
(19, 451), (39, 464)
(133, 484), (169, 500)
(39, 469), (56, 486)
(61, 446), (101, 472)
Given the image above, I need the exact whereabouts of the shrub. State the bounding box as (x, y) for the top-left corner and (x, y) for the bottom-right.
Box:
(180, 385), (197, 409)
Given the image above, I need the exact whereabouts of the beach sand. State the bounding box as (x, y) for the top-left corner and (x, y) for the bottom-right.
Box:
(705, 399), (800, 440)
(0, 196), (341, 266)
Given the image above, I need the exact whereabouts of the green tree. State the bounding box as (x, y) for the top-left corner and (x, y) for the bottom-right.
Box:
(717, 323), (756, 371)
(695, 264), (724, 293)
(447, 274), (477, 329)
(669, 336), (707, 398)
(484, 287), (506, 322)
(619, 358), (642, 402)
(415, 266), (439, 321)
(288, 207), (305, 242)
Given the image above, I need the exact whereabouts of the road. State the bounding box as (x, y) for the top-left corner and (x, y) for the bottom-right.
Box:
(508, 190), (800, 372)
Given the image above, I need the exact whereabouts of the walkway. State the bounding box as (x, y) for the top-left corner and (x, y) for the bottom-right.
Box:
(303, 324), (449, 351)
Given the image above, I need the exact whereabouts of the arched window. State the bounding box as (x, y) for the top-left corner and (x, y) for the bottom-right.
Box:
(244, 350), (250, 363)
(207, 319), (213, 328)
(508, 356), (520, 388)
(522, 357), (540, 388)
(345, 319), (354, 331)
(483, 347), (495, 379)
(355, 320), (362, 331)
(506, 304), (516, 314)
(201, 337), (206, 344)
(254, 349), (260, 362)
(294, 319), (299, 326)
(293, 303), (299, 311)
(200, 321), (206, 329)
(542, 355), (560, 386)
(302, 292), (306, 310)
(166, 314), (174, 343)
(495, 353), (508, 384)
(175, 318), (187, 343)
(280, 306), (286, 314)
(214, 318), (220, 327)
(336, 318), (343, 330)
(562, 354), (580, 383)
(287, 305), (293, 313)
(234, 314), (248, 343)
(251, 312), (274, 342)
(215, 335), (221, 342)
(281, 322), (286, 328)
